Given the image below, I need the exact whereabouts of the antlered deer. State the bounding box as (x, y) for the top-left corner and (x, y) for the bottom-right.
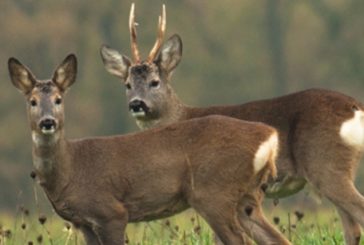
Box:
(101, 4), (364, 245)
(9, 54), (290, 245)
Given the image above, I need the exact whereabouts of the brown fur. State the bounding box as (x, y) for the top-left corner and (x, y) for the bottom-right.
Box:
(9, 55), (290, 245)
(102, 32), (364, 245)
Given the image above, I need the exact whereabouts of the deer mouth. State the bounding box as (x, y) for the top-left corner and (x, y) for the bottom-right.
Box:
(131, 108), (147, 118)
(129, 100), (150, 118)
(39, 118), (57, 135)
(41, 126), (56, 135)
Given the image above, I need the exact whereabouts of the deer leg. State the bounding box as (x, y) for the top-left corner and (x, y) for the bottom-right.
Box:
(293, 125), (364, 244)
(237, 195), (291, 245)
(308, 174), (363, 245)
(91, 203), (128, 245)
(337, 207), (361, 245)
(200, 211), (245, 245)
(213, 233), (253, 245)
(192, 199), (246, 245)
(80, 226), (100, 245)
(93, 219), (127, 245)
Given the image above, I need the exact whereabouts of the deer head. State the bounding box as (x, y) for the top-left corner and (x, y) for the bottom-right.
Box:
(8, 55), (77, 142)
(100, 3), (182, 124)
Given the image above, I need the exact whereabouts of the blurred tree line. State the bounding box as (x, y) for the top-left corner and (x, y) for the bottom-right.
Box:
(0, 0), (364, 211)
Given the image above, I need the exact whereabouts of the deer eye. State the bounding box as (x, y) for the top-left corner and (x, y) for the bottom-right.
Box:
(55, 97), (62, 105)
(125, 83), (131, 90)
(30, 99), (37, 107)
(150, 80), (160, 88)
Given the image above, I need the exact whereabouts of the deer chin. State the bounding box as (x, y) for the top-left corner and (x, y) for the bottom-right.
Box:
(41, 126), (56, 135)
(32, 130), (60, 146)
(130, 106), (150, 119)
(131, 111), (146, 118)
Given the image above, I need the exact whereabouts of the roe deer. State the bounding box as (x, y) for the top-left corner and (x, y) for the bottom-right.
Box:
(100, 4), (364, 244)
(9, 54), (290, 245)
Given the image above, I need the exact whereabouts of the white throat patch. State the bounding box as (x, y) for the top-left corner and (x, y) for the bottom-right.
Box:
(33, 155), (53, 172)
(32, 131), (59, 146)
(136, 118), (160, 130)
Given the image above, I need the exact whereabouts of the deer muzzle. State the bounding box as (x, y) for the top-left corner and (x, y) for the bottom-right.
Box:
(129, 99), (149, 117)
(39, 117), (57, 135)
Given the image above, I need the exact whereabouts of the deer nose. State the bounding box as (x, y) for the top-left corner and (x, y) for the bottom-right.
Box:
(39, 118), (57, 131)
(129, 99), (148, 113)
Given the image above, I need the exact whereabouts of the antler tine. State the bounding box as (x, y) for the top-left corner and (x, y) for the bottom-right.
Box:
(129, 3), (141, 63)
(147, 4), (166, 63)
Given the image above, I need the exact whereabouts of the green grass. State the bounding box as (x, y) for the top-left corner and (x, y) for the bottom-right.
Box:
(1, 183), (362, 244)
(1, 207), (362, 245)
(0, 209), (213, 245)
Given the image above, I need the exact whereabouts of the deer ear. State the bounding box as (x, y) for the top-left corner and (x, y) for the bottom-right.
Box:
(155, 34), (182, 77)
(52, 54), (77, 91)
(8, 57), (37, 94)
(100, 45), (131, 81)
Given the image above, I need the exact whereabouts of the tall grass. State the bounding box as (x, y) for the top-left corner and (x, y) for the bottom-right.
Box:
(0, 207), (355, 244)
(0, 177), (359, 244)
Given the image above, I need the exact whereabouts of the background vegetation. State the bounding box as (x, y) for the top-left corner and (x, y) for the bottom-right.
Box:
(1, 0), (364, 242)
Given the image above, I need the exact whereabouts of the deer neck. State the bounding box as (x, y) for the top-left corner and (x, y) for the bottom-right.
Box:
(31, 130), (70, 192)
(161, 91), (187, 124)
(137, 90), (187, 129)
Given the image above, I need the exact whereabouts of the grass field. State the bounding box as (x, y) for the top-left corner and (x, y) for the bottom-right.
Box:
(0, 205), (359, 245)
(0, 183), (361, 244)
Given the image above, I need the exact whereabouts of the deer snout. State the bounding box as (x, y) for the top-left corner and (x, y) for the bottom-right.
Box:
(129, 99), (149, 117)
(39, 117), (57, 134)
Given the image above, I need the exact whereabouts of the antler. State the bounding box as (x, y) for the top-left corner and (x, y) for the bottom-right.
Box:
(147, 4), (166, 63)
(129, 3), (141, 63)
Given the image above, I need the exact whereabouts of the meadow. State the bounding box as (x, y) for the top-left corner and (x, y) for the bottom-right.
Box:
(0, 193), (357, 245)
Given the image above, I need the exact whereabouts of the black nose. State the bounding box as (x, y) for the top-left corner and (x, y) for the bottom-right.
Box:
(39, 118), (56, 130)
(129, 99), (148, 113)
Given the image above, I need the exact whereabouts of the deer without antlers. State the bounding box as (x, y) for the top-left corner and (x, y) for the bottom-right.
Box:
(101, 4), (364, 245)
(9, 54), (290, 245)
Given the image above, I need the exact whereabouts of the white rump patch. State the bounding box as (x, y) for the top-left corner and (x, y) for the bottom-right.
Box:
(340, 110), (364, 148)
(253, 133), (278, 174)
